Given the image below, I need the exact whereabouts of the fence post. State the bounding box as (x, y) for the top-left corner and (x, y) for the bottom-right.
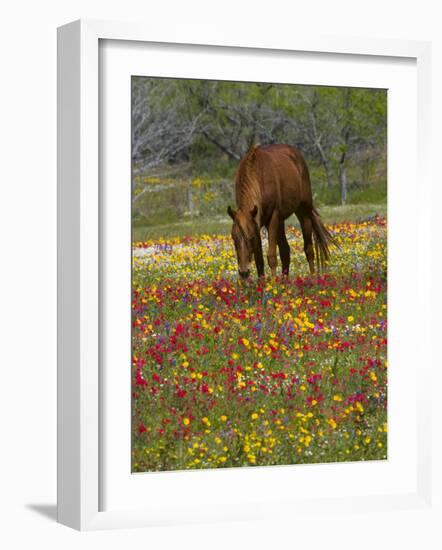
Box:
(187, 180), (194, 214)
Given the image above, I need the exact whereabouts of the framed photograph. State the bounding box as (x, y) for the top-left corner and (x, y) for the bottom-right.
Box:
(57, 19), (434, 530)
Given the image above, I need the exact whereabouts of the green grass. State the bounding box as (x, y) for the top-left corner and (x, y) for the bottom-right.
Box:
(132, 202), (387, 241)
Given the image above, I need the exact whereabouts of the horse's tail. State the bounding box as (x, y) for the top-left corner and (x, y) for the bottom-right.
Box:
(311, 207), (339, 271)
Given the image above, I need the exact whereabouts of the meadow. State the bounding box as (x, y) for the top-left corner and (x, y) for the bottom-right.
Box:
(131, 209), (387, 472)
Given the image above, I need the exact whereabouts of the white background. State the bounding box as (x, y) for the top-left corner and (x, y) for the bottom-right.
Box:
(1, 1), (441, 548)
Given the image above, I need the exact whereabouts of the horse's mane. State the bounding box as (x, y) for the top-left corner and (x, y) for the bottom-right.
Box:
(235, 144), (262, 224)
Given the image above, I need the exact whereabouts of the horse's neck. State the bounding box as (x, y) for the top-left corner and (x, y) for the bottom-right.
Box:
(237, 175), (263, 226)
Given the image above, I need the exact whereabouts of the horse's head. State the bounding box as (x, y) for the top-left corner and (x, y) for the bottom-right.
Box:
(227, 204), (259, 279)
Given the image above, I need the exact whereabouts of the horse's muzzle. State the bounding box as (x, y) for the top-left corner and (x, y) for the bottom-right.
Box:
(239, 270), (250, 279)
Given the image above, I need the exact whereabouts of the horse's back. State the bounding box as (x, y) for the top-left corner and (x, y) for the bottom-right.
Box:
(255, 144), (312, 219)
(257, 144), (306, 179)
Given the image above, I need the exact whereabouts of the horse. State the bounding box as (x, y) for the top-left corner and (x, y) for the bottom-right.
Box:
(227, 143), (336, 279)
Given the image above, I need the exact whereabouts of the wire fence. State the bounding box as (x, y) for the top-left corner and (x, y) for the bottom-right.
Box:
(132, 177), (235, 226)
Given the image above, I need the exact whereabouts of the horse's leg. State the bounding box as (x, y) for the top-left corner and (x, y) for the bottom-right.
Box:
(298, 212), (315, 275)
(254, 232), (265, 279)
(277, 222), (290, 276)
(267, 210), (279, 277)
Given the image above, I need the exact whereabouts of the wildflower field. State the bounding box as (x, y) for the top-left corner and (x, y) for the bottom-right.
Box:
(132, 216), (387, 472)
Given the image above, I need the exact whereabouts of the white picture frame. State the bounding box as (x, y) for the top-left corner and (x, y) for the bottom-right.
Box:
(57, 19), (434, 531)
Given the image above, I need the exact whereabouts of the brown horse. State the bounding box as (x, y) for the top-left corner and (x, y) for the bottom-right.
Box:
(227, 144), (336, 279)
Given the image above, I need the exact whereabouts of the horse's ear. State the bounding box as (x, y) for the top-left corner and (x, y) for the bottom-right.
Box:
(250, 205), (258, 218)
(248, 143), (259, 158)
(227, 205), (236, 220)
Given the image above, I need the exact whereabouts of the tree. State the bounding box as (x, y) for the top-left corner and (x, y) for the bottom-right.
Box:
(131, 78), (202, 175)
(334, 87), (387, 205)
(288, 87), (335, 188)
(131, 77), (387, 207)
(183, 81), (288, 161)
(291, 86), (387, 204)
